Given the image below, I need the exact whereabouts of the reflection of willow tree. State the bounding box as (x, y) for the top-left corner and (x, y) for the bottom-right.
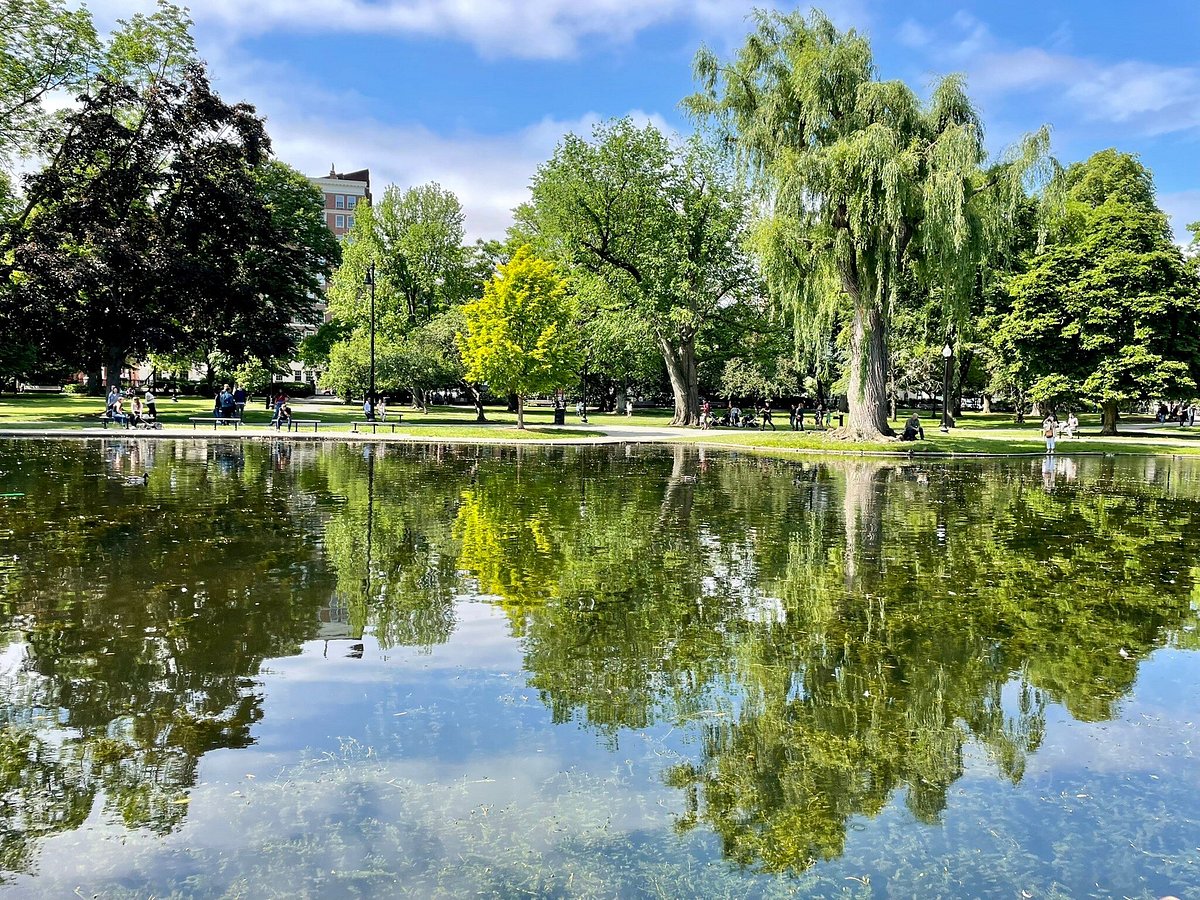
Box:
(443, 448), (1200, 873)
(0, 440), (336, 880)
(318, 444), (475, 650)
(668, 457), (1200, 872)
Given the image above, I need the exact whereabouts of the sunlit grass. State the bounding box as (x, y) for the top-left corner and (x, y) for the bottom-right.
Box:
(3, 395), (1200, 456)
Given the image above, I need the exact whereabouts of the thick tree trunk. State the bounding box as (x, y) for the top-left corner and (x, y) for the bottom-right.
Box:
(1100, 399), (1119, 435)
(982, 394), (992, 414)
(842, 461), (887, 593)
(661, 334), (699, 427)
(104, 347), (126, 393)
(845, 303), (893, 438)
(506, 392), (519, 413)
(1030, 401), (1041, 418)
(86, 366), (105, 395)
(516, 394), (526, 429)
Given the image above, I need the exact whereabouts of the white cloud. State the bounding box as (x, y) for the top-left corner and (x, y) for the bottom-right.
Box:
(903, 12), (1200, 138)
(83, 0), (798, 60)
(85, 0), (877, 61)
(241, 61), (671, 239)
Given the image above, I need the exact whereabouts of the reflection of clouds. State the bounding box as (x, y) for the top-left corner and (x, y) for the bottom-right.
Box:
(1023, 650), (1200, 782)
(261, 601), (523, 687)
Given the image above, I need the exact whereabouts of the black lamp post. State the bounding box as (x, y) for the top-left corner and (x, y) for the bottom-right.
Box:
(940, 341), (953, 433)
(364, 263), (376, 406)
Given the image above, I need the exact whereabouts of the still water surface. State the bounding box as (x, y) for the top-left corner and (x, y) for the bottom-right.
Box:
(0, 438), (1197, 898)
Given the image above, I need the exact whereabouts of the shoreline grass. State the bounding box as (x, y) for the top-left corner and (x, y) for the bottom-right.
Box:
(2, 395), (1199, 458)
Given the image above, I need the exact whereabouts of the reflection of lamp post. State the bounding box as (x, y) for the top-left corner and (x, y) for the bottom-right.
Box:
(364, 263), (376, 404)
(940, 341), (953, 433)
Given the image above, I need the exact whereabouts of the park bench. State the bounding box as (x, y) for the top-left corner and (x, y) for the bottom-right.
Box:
(99, 415), (161, 430)
(351, 416), (402, 434)
(189, 416), (242, 430)
(285, 419), (323, 433)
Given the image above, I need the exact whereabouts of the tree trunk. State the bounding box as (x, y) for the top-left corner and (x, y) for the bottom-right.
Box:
(842, 461), (887, 593)
(982, 394), (992, 414)
(506, 392), (519, 413)
(1100, 399), (1119, 435)
(86, 366), (105, 395)
(516, 394), (526, 429)
(104, 347), (126, 393)
(1030, 401), (1041, 418)
(467, 384), (487, 422)
(660, 334), (699, 427)
(953, 350), (973, 418)
(845, 303), (893, 438)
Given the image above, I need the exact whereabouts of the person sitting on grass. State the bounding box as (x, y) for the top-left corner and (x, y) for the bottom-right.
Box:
(900, 413), (924, 442)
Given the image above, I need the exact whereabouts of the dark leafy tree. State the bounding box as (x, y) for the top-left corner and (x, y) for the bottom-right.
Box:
(6, 67), (327, 390)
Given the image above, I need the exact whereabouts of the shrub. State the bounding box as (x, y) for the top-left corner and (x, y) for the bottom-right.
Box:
(268, 381), (315, 398)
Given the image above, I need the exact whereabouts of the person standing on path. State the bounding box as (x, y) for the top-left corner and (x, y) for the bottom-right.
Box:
(1042, 415), (1057, 454)
(760, 402), (776, 431)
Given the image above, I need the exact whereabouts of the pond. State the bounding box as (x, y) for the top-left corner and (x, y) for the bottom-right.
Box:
(0, 438), (1197, 898)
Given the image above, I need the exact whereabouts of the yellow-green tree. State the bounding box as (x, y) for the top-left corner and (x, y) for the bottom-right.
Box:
(457, 246), (578, 428)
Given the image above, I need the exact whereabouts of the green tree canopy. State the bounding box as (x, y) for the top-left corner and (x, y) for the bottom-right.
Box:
(327, 182), (470, 333)
(0, 0), (98, 162)
(687, 9), (1047, 438)
(998, 149), (1200, 432)
(5, 66), (327, 390)
(457, 246), (578, 428)
(522, 118), (755, 426)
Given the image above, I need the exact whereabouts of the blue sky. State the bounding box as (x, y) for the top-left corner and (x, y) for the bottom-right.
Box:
(86, 0), (1200, 241)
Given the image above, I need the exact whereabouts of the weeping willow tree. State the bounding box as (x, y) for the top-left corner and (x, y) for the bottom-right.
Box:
(687, 9), (1050, 438)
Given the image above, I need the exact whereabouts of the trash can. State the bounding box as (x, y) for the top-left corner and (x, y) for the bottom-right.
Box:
(553, 406), (566, 425)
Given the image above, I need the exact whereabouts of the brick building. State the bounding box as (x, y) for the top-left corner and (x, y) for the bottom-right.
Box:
(281, 167), (372, 385)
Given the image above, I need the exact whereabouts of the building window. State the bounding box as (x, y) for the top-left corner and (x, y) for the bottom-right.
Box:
(335, 214), (345, 228)
(335, 195), (345, 209)
(347, 196), (357, 209)
(346, 215), (355, 229)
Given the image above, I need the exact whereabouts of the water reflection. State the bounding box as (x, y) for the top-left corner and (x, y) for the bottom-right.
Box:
(0, 439), (1198, 892)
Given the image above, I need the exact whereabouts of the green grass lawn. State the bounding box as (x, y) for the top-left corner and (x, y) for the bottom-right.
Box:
(0, 394), (610, 437)
(2, 394), (1199, 456)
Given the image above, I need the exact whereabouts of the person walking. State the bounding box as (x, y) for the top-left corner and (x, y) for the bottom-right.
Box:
(760, 402), (776, 431)
(144, 388), (157, 421)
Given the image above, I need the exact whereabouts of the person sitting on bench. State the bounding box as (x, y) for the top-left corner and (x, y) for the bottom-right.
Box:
(900, 413), (924, 442)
